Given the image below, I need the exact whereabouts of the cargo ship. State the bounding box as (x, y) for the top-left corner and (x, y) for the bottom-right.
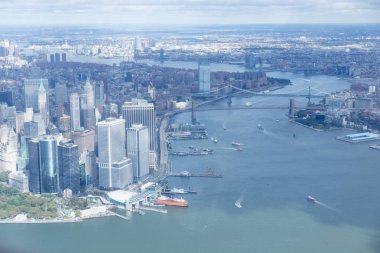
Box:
(155, 196), (188, 207)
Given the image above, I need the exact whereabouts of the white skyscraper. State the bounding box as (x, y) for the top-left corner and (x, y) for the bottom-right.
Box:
(70, 93), (80, 131)
(198, 61), (210, 93)
(97, 118), (133, 189)
(122, 99), (157, 171)
(0, 125), (18, 172)
(38, 80), (48, 125)
(126, 124), (149, 182)
(84, 78), (95, 109)
(24, 78), (48, 112)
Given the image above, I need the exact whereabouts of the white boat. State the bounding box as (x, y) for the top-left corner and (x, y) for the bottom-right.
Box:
(235, 200), (242, 208)
(245, 102), (253, 107)
(171, 188), (186, 194)
(231, 141), (244, 146)
(211, 137), (218, 143)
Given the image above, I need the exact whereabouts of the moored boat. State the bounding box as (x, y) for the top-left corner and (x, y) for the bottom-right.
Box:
(155, 196), (188, 207)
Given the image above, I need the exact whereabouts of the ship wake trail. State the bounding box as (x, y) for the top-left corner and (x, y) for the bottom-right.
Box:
(314, 201), (340, 213)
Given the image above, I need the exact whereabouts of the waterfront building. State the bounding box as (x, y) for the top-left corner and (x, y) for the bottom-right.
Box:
(0, 125), (18, 172)
(97, 118), (133, 189)
(24, 78), (48, 112)
(69, 93), (81, 131)
(198, 61), (210, 93)
(8, 171), (29, 193)
(126, 124), (149, 182)
(58, 139), (80, 194)
(27, 136), (58, 194)
(122, 99), (157, 171)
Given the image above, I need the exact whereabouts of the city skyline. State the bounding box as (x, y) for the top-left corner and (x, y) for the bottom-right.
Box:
(0, 0), (380, 25)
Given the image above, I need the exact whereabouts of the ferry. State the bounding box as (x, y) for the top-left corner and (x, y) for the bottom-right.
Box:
(307, 195), (316, 203)
(232, 141), (244, 146)
(155, 196), (188, 207)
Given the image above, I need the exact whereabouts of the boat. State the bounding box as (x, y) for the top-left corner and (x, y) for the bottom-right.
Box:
(257, 124), (264, 131)
(245, 102), (253, 107)
(235, 200), (242, 208)
(236, 147), (243, 152)
(171, 188), (186, 194)
(155, 196), (188, 207)
(210, 137), (218, 143)
(232, 141), (244, 146)
(307, 195), (316, 203)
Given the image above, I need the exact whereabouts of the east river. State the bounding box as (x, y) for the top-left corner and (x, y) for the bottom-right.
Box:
(1, 60), (380, 253)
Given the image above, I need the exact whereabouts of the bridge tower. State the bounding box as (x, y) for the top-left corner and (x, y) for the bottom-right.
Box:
(227, 85), (232, 108)
(191, 100), (197, 124)
(307, 86), (312, 106)
(289, 98), (295, 118)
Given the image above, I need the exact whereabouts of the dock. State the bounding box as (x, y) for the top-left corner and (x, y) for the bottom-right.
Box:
(168, 171), (223, 178)
(108, 210), (130, 221)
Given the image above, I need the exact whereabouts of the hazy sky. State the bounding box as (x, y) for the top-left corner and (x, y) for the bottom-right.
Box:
(1, 0), (380, 25)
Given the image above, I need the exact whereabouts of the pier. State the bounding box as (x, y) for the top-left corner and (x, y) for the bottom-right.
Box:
(168, 169), (223, 178)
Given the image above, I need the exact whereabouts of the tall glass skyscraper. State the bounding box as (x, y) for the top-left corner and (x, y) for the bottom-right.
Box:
(58, 140), (80, 194)
(69, 93), (80, 131)
(126, 124), (149, 182)
(198, 61), (211, 93)
(27, 136), (58, 194)
(97, 118), (133, 189)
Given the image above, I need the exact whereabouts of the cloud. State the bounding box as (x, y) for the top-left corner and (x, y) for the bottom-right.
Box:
(0, 0), (379, 24)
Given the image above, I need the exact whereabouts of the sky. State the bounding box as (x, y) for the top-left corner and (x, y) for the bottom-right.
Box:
(0, 0), (380, 25)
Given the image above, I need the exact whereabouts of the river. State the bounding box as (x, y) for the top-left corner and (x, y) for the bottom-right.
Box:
(1, 62), (379, 253)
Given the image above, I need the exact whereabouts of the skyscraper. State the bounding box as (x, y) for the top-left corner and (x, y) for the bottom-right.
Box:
(126, 124), (149, 182)
(62, 53), (67, 62)
(97, 118), (133, 189)
(27, 136), (59, 194)
(58, 140), (80, 194)
(38, 80), (48, 125)
(0, 125), (18, 172)
(55, 53), (60, 63)
(198, 61), (210, 93)
(71, 128), (95, 154)
(55, 83), (68, 106)
(84, 78), (95, 109)
(70, 93), (80, 131)
(122, 99), (157, 170)
(122, 99), (156, 151)
(95, 81), (105, 110)
(24, 78), (48, 112)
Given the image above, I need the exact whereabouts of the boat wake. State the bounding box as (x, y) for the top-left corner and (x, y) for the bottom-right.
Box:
(314, 201), (340, 213)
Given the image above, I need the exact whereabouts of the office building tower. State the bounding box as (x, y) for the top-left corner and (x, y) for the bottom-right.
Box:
(24, 79), (48, 112)
(55, 53), (60, 63)
(50, 54), (55, 63)
(24, 121), (39, 138)
(95, 81), (105, 110)
(198, 61), (210, 93)
(0, 125), (18, 172)
(70, 93), (80, 131)
(38, 81), (48, 125)
(58, 140), (80, 194)
(33, 113), (46, 136)
(55, 83), (68, 106)
(58, 114), (71, 133)
(0, 91), (14, 106)
(27, 136), (58, 194)
(24, 108), (33, 122)
(122, 99), (156, 151)
(126, 124), (149, 181)
(79, 149), (96, 186)
(8, 171), (29, 193)
(97, 118), (133, 189)
(71, 128), (95, 154)
(6, 106), (16, 130)
(84, 78), (95, 109)
(62, 53), (67, 62)
(16, 112), (25, 134)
